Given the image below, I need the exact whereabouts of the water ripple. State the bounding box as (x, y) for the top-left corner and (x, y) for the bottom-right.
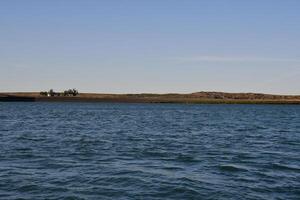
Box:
(0, 103), (299, 199)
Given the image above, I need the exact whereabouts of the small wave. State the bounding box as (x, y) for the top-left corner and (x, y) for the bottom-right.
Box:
(150, 185), (202, 199)
(17, 184), (40, 192)
(162, 166), (184, 171)
(271, 163), (300, 172)
(175, 154), (199, 163)
(218, 164), (249, 172)
(0, 115), (8, 119)
(59, 195), (85, 200)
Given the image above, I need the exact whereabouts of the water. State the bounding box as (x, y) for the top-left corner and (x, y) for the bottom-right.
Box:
(0, 102), (299, 200)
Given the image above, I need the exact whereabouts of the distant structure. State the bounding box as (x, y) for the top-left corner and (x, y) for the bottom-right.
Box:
(40, 89), (79, 97)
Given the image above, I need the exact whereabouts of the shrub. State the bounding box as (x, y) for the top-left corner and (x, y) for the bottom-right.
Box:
(40, 91), (48, 96)
(41, 89), (79, 97)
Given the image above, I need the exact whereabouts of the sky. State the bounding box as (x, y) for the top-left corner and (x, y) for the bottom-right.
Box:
(0, 0), (300, 94)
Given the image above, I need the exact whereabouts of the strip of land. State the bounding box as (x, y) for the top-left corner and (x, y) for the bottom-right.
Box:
(1, 92), (300, 104)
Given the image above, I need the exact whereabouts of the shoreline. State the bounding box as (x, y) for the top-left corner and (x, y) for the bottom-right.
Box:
(1, 92), (300, 104)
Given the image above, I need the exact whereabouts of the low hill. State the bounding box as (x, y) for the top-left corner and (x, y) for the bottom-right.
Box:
(0, 92), (300, 104)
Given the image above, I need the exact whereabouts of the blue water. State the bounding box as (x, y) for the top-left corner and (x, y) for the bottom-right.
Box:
(0, 102), (299, 200)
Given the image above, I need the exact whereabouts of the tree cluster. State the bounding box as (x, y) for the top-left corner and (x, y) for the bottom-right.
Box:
(40, 89), (79, 97)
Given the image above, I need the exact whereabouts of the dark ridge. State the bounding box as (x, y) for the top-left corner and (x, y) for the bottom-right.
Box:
(0, 95), (35, 102)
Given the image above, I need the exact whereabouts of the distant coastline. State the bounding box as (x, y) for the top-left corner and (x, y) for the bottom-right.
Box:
(1, 92), (300, 104)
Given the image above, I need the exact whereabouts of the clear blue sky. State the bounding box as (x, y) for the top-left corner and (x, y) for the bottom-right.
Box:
(1, 0), (299, 94)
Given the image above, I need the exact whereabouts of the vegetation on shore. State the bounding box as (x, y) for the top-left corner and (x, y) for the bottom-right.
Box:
(1, 91), (300, 104)
(39, 89), (79, 97)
